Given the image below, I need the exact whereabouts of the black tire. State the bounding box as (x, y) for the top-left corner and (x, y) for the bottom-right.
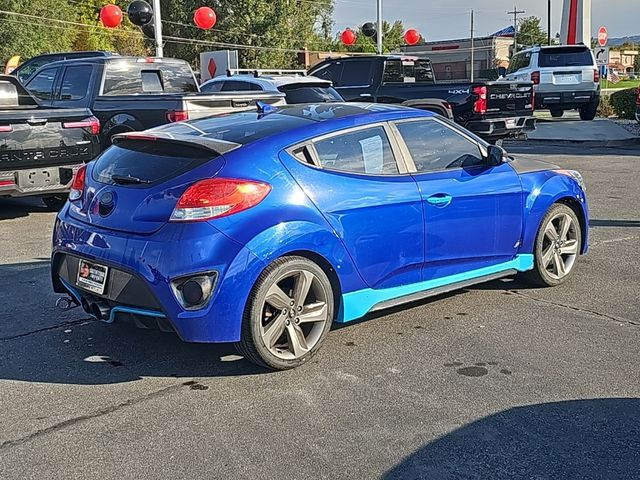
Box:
(550, 108), (564, 118)
(42, 195), (67, 211)
(522, 203), (582, 287)
(237, 256), (334, 370)
(579, 99), (598, 121)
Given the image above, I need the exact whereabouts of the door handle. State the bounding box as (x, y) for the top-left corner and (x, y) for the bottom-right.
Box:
(426, 194), (452, 207)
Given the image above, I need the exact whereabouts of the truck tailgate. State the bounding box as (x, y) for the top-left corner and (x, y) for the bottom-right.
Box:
(485, 82), (533, 114)
(0, 107), (97, 171)
(183, 92), (286, 119)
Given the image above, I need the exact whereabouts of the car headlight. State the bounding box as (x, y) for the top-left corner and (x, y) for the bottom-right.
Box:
(555, 169), (586, 192)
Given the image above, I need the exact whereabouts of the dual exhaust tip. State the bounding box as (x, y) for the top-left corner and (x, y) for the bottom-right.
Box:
(80, 297), (111, 323)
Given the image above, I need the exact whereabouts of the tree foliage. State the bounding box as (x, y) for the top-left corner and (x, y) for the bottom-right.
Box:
(332, 20), (407, 54)
(517, 16), (547, 48)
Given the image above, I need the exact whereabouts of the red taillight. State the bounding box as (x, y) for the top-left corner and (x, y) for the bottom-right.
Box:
(0, 125), (12, 133)
(69, 165), (87, 201)
(63, 116), (100, 135)
(594, 69), (600, 83)
(0, 179), (16, 187)
(171, 178), (271, 222)
(472, 86), (488, 114)
(531, 71), (540, 85)
(166, 110), (189, 123)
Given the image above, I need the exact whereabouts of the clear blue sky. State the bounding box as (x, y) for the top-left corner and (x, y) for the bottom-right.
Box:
(333, 0), (637, 41)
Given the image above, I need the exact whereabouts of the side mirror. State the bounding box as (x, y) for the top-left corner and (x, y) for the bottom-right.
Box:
(486, 145), (507, 166)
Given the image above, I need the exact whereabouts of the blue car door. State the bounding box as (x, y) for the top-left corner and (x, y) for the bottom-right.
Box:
(279, 123), (424, 290)
(391, 118), (524, 281)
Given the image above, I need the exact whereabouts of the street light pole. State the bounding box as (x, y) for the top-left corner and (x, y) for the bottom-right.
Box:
(152, 0), (163, 57)
(376, 0), (383, 55)
(548, 0), (552, 45)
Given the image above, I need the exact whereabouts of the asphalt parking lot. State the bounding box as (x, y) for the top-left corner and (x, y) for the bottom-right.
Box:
(1, 143), (639, 479)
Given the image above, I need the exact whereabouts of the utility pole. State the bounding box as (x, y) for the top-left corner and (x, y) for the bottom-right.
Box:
(470, 10), (475, 82)
(547, 0), (552, 45)
(152, 0), (163, 57)
(507, 5), (526, 54)
(376, 0), (383, 55)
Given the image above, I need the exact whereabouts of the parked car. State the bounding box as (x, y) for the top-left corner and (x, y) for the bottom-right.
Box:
(12, 51), (116, 84)
(200, 70), (344, 104)
(52, 102), (588, 370)
(24, 56), (285, 148)
(0, 75), (100, 209)
(503, 45), (600, 120)
(308, 55), (535, 142)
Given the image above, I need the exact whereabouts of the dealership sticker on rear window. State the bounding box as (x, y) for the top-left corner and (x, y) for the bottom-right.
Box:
(77, 260), (109, 295)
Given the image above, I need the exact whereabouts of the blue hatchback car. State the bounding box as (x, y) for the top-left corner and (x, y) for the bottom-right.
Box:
(52, 103), (588, 369)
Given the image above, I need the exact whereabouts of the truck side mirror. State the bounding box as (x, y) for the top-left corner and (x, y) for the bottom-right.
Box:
(486, 145), (506, 166)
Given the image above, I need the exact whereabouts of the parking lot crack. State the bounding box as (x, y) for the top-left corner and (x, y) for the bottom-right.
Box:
(507, 290), (638, 326)
(0, 319), (89, 342)
(0, 382), (186, 450)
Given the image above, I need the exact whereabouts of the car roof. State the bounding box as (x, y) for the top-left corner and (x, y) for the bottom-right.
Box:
(41, 56), (187, 68)
(203, 74), (332, 90)
(517, 44), (591, 54)
(149, 102), (432, 149)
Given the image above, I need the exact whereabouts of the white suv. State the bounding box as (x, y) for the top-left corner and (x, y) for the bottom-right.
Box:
(504, 45), (600, 120)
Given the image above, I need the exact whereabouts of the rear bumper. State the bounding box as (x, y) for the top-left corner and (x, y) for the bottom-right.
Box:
(465, 115), (536, 139)
(535, 90), (599, 109)
(52, 206), (266, 343)
(0, 163), (81, 197)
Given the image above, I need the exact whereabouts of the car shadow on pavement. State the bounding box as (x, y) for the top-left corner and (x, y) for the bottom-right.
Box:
(590, 219), (640, 228)
(0, 197), (50, 220)
(383, 398), (640, 480)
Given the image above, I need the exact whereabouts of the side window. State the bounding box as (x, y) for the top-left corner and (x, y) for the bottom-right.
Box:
(313, 126), (398, 175)
(26, 68), (58, 101)
(395, 120), (484, 172)
(200, 81), (223, 92)
(59, 65), (93, 100)
(340, 61), (373, 87)
(221, 80), (258, 91)
(311, 63), (343, 84)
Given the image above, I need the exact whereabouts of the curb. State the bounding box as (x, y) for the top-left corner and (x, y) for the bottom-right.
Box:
(505, 137), (640, 148)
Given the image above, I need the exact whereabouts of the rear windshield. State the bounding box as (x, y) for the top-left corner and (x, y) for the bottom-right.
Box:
(279, 86), (343, 104)
(383, 59), (434, 84)
(538, 47), (593, 68)
(93, 142), (214, 186)
(102, 61), (198, 95)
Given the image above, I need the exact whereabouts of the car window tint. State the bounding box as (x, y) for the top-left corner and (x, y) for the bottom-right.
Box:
(339, 61), (373, 87)
(383, 59), (434, 84)
(507, 52), (532, 73)
(310, 63), (343, 84)
(314, 126), (398, 175)
(17, 57), (59, 83)
(103, 62), (197, 95)
(281, 86), (343, 104)
(221, 80), (259, 91)
(200, 81), (223, 92)
(396, 120), (484, 172)
(60, 65), (92, 100)
(538, 47), (593, 67)
(26, 68), (58, 100)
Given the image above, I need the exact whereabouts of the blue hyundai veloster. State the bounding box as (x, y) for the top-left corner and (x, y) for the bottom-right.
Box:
(52, 103), (588, 370)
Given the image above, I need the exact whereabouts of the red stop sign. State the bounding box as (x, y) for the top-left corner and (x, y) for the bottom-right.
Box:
(598, 26), (608, 47)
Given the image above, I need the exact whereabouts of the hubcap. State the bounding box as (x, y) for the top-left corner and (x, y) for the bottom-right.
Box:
(541, 212), (579, 280)
(260, 270), (329, 360)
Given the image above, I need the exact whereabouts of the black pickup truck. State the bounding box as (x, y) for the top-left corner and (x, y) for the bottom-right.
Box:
(23, 56), (285, 148)
(309, 55), (536, 142)
(0, 75), (100, 209)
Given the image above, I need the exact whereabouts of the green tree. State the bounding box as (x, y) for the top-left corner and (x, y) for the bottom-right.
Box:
(333, 20), (407, 54)
(0, 0), (76, 60)
(517, 16), (547, 48)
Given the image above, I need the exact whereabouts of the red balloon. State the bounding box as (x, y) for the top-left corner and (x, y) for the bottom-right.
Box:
(341, 29), (357, 46)
(100, 4), (123, 29)
(194, 6), (217, 30)
(404, 29), (421, 45)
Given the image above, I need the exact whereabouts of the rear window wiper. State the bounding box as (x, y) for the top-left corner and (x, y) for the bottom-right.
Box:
(111, 174), (152, 185)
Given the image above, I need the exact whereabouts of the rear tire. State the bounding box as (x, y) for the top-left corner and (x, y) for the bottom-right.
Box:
(237, 256), (334, 370)
(43, 195), (67, 211)
(579, 99), (598, 121)
(522, 203), (582, 287)
(550, 108), (564, 118)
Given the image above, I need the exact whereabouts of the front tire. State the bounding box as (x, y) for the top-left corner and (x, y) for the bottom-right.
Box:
(579, 99), (598, 121)
(523, 203), (582, 287)
(237, 256), (334, 370)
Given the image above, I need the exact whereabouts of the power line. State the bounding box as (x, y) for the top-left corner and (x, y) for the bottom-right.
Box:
(506, 5), (526, 53)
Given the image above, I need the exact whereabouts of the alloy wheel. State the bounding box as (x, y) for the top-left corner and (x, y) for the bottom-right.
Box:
(540, 212), (579, 280)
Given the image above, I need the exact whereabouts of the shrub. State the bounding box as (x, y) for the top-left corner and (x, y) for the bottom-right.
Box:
(597, 95), (615, 118)
(609, 88), (638, 119)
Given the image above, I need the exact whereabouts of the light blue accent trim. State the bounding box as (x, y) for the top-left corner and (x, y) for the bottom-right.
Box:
(427, 195), (453, 207)
(340, 254), (534, 323)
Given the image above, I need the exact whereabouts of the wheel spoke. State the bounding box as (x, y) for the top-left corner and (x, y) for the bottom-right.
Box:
(293, 271), (314, 306)
(560, 239), (579, 256)
(298, 301), (327, 324)
(542, 244), (555, 268)
(558, 215), (572, 241)
(265, 283), (292, 310)
(262, 313), (287, 348)
(544, 222), (559, 242)
(553, 252), (566, 277)
(285, 323), (309, 357)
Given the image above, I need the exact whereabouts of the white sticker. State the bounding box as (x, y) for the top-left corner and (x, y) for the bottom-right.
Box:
(359, 135), (384, 174)
(403, 77), (416, 83)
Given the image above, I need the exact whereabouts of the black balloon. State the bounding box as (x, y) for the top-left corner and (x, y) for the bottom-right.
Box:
(141, 21), (155, 39)
(127, 0), (153, 26)
(362, 22), (376, 38)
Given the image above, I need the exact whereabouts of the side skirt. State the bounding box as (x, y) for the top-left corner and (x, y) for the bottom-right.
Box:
(338, 254), (533, 323)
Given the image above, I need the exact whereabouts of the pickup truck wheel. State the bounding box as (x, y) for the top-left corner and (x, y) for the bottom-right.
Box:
(579, 100), (598, 121)
(43, 195), (67, 211)
(550, 108), (564, 118)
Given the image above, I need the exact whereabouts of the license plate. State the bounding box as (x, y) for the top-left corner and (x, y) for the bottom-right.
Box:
(555, 74), (579, 84)
(77, 260), (109, 295)
(17, 167), (60, 188)
(506, 118), (518, 129)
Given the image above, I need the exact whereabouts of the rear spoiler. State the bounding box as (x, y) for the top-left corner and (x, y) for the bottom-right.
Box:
(112, 131), (241, 155)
